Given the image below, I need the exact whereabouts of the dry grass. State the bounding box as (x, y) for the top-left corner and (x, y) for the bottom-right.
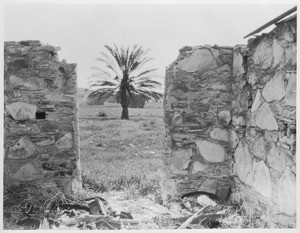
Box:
(79, 103), (165, 196)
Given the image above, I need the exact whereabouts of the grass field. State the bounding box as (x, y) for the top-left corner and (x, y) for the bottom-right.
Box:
(78, 102), (165, 196)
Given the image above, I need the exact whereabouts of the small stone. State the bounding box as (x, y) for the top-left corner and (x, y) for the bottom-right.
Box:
(11, 163), (43, 181)
(253, 38), (273, 69)
(248, 73), (258, 86)
(191, 161), (205, 173)
(251, 90), (264, 113)
(233, 51), (245, 76)
(217, 185), (231, 202)
(5, 102), (37, 120)
(262, 72), (286, 102)
(253, 137), (267, 161)
(182, 160), (191, 170)
(218, 110), (231, 125)
(8, 137), (39, 159)
(229, 130), (239, 149)
(88, 199), (106, 215)
(279, 168), (296, 216)
(36, 136), (55, 146)
(55, 133), (74, 149)
(197, 195), (217, 207)
(252, 160), (272, 197)
(234, 142), (253, 186)
(171, 149), (192, 170)
(284, 73), (296, 107)
(196, 139), (226, 163)
(210, 127), (229, 142)
(173, 112), (182, 125)
(255, 102), (278, 130)
(199, 178), (219, 195)
(177, 48), (219, 73)
(232, 115), (246, 126)
(267, 143), (286, 173)
(272, 39), (284, 68)
(160, 179), (178, 202)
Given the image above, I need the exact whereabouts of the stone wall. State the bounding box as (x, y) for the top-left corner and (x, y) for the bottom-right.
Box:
(231, 17), (296, 227)
(4, 41), (81, 196)
(163, 16), (296, 228)
(162, 45), (236, 202)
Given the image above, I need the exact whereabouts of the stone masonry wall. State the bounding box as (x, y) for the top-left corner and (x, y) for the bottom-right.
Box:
(4, 41), (81, 196)
(163, 17), (296, 228)
(162, 45), (236, 202)
(231, 17), (296, 227)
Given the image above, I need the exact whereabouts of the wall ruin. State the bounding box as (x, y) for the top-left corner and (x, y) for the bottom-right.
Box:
(4, 41), (81, 196)
(163, 16), (296, 228)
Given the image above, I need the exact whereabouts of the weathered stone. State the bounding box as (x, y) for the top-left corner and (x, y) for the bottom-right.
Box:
(182, 160), (191, 170)
(198, 178), (219, 195)
(191, 161), (206, 173)
(5, 102), (37, 120)
(229, 130), (239, 149)
(55, 133), (74, 149)
(253, 137), (267, 161)
(279, 168), (296, 216)
(160, 178), (178, 201)
(248, 73), (258, 86)
(36, 136), (55, 146)
(267, 143), (286, 173)
(251, 90), (264, 113)
(262, 72), (286, 102)
(8, 137), (39, 159)
(9, 75), (43, 90)
(197, 195), (217, 207)
(171, 149), (192, 170)
(272, 39), (284, 68)
(252, 160), (272, 197)
(172, 112), (183, 125)
(232, 115), (246, 126)
(218, 110), (231, 125)
(233, 51), (245, 76)
(210, 127), (229, 142)
(234, 142), (253, 186)
(284, 44), (296, 68)
(216, 185), (231, 201)
(11, 163), (43, 181)
(196, 139), (226, 163)
(284, 73), (296, 107)
(253, 38), (273, 69)
(177, 48), (218, 73)
(255, 102), (278, 130)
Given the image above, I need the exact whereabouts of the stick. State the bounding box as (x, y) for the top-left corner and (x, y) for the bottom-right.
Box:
(177, 206), (207, 229)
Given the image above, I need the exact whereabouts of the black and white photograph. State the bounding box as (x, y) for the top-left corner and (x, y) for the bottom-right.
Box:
(1, 0), (298, 230)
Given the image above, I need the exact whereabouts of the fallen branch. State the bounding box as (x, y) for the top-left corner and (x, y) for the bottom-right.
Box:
(177, 206), (207, 229)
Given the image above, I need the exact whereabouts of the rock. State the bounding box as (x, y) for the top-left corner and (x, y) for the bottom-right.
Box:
(267, 143), (286, 173)
(262, 72), (286, 102)
(251, 90), (264, 113)
(11, 163), (43, 181)
(252, 160), (272, 197)
(173, 112), (183, 125)
(171, 149), (192, 170)
(253, 137), (267, 161)
(284, 44), (296, 68)
(234, 142), (253, 186)
(232, 115), (246, 126)
(248, 73), (258, 86)
(197, 195), (217, 207)
(216, 185), (231, 202)
(36, 136), (55, 146)
(218, 110), (231, 125)
(177, 48), (219, 73)
(8, 137), (39, 159)
(284, 73), (296, 107)
(253, 38), (273, 69)
(229, 130), (239, 149)
(196, 139), (226, 163)
(272, 39), (284, 68)
(191, 161), (206, 173)
(210, 128), (229, 142)
(55, 133), (74, 149)
(255, 102), (278, 130)
(9, 75), (43, 90)
(182, 160), (191, 170)
(279, 168), (296, 216)
(233, 51), (245, 76)
(88, 199), (107, 215)
(160, 179), (177, 202)
(5, 102), (37, 120)
(199, 179), (219, 195)
(33, 45), (61, 53)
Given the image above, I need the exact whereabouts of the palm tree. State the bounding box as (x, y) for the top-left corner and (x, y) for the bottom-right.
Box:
(88, 44), (163, 119)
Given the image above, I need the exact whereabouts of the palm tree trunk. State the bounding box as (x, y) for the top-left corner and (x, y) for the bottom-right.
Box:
(121, 106), (129, 119)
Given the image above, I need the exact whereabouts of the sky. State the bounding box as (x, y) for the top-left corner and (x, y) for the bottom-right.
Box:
(3, 1), (297, 89)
